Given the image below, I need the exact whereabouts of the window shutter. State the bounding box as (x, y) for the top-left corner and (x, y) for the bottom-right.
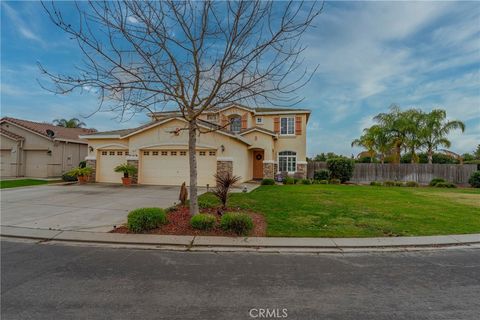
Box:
(274, 117), (280, 133)
(241, 113), (248, 129)
(220, 114), (228, 127)
(295, 116), (302, 135)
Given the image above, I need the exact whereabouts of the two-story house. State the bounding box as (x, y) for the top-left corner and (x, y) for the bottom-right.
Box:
(81, 104), (310, 186)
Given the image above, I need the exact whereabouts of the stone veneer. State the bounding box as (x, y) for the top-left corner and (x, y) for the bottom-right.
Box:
(216, 158), (233, 180)
(85, 158), (96, 182)
(262, 161), (275, 179)
(126, 158), (139, 184)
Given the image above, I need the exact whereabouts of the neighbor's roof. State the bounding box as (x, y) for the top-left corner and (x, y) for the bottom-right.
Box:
(0, 117), (96, 143)
(0, 127), (25, 141)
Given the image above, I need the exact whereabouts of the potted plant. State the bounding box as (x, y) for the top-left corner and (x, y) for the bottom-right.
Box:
(67, 166), (93, 184)
(114, 163), (138, 186)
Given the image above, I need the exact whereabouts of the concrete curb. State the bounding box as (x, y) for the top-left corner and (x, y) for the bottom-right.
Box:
(1, 225), (480, 253)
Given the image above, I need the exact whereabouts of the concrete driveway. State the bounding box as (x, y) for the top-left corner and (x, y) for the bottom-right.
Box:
(1, 183), (205, 232)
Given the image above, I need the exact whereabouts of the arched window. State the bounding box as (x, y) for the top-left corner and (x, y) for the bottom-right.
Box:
(278, 151), (297, 173)
(230, 115), (242, 133)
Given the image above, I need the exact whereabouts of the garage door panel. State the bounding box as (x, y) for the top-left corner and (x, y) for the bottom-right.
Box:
(25, 150), (49, 178)
(97, 150), (127, 183)
(0, 150), (13, 177)
(140, 150), (216, 186)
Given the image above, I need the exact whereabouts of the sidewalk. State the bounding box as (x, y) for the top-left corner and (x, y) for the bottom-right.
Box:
(2, 225), (479, 253)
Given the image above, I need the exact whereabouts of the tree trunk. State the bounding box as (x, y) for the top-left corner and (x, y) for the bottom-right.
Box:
(411, 148), (416, 164)
(188, 119), (199, 215)
(395, 143), (401, 164)
(381, 154), (385, 164)
(427, 148), (433, 164)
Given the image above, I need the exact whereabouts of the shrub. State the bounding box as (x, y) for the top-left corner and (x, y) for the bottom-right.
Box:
(293, 178), (300, 184)
(434, 182), (457, 188)
(127, 208), (167, 232)
(261, 178), (275, 185)
(213, 173), (241, 209)
(283, 177), (295, 185)
(326, 158), (354, 183)
(319, 180), (329, 184)
(190, 214), (216, 230)
(329, 178), (341, 185)
(62, 172), (77, 182)
(383, 180), (395, 187)
(114, 163), (138, 178)
(67, 166), (93, 177)
(406, 181), (419, 187)
(468, 171), (480, 188)
(301, 179), (311, 185)
(395, 181), (405, 187)
(429, 178), (446, 187)
(370, 181), (382, 186)
(314, 169), (330, 181)
(198, 193), (220, 209)
(220, 212), (254, 235)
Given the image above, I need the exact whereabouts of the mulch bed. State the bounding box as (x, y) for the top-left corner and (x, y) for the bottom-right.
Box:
(110, 206), (267, 237)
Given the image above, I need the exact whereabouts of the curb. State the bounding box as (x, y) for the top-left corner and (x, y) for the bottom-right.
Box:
(1, 226), (480, 253)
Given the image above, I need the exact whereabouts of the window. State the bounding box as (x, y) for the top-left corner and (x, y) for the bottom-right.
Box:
(278, 151), (297, 173)
(161, 151), (168, 156)
(152, 151), (159, 156)
(280, 117), (295, 135)
(230, 115), (241, 133)
(171, 151), (177, 156)
(125, 151), (129, 156)
(209, 151), (216, 156)
(256, 117), (263, 124)
(199, 151), (206, 156)
(207, 114), (218, 121)
(143, 151), (150, 156)
(180, 151), (187, 156)
(109, 151), (115, 156)
(101, 151), (107, 155)
(117, 151), (123, 155)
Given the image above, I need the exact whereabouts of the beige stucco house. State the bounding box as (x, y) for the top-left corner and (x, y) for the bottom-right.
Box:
(81, 105), (310, 186)
(0, 117), (92, 178)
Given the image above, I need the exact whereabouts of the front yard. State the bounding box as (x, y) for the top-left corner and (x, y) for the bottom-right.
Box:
(199, 185), (480, 237)
(0, 179), (58, 189)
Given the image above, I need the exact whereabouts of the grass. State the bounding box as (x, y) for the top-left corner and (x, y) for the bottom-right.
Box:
(0, 179), (59, 189)
(199, 184), (480, 237)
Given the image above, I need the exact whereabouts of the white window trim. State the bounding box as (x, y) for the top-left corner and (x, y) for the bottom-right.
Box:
(277, 151), (297, 173)
(256, 116), (264, 125)
(280, 116), (295, 136)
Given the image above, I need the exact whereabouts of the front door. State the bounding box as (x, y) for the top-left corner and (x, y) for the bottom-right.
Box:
(253, 150), (264, 180)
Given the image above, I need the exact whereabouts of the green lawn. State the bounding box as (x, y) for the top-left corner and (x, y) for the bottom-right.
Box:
(0, 179), (55, 189)
(199, 185), (480, 237)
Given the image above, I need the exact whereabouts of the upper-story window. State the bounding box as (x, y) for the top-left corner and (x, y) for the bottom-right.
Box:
(280, 117), (295, 135)
(230, 115), (242, 133)
(207, 114), (218, 122)
(256, 117), (263, 125)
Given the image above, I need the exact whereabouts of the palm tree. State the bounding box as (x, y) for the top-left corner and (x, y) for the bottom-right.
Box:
(402, 109), (424, 163)
(53, 118), (86, 128)
(352, 128), (376, 163)
(369, 125), (392, 164)
(419, 109), (465, 164)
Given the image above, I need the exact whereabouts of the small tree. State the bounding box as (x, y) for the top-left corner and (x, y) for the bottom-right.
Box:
(53, 118), (86, 128)
(212, 173), (241, 212)
(114, 163), (138, 178)
(327, 158), (354, 183)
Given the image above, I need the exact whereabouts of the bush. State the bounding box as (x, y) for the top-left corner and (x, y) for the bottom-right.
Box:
(293, 178), (300, 184)
(429, 178), (446, 187)
(261, 178), (275, 185)
(469, 171), (480, 188)
(127, 208), (167, 232)
(329, 178), (341, 185)
(314, 169), (330, 181)
(395, 181), (405, 187)
(283, 177), (295, 185)
(300, 179), (311, 185)
(198, 193), (219, 209)
(406, 181), (419, 187)
(370, 181), (382, 186)
(190, 214), (216, 230)
(67, 166), (93, 177)
(114, 163), (138, 178)
(62, 172), (77, 182)
(220, 212), (254, 235)
(213, 173), (241, 209)
(327, 158), (354, 183)
(434, 182), (457, 188)
(383, 180), (395, 187)
(319, 180), (329, 184)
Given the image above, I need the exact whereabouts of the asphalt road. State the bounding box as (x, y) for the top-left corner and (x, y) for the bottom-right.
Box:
(1, 240), (479, 320)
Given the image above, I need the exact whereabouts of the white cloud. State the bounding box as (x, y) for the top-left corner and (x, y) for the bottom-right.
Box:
(1, 2), (45, 45)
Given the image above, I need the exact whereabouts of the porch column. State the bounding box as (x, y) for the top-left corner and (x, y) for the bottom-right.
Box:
(126, 155), (139, 184)
(85, 156), (96, 182)
(262, 160), (275, 179)
(216, 157), (233, 180)
(296, 161), (308, 179)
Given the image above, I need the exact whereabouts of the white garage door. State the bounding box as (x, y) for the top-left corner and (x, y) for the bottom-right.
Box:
(25, 150), (49, 178)
(96, 150), (127, 183)
(140, 150), (216, 186)
(0, 150), (13, 177)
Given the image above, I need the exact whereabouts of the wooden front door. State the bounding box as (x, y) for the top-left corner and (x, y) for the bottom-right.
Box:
(253, 150), (264, 179)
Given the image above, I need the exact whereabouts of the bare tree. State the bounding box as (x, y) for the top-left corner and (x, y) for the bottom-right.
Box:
(40, 1), (322, 215)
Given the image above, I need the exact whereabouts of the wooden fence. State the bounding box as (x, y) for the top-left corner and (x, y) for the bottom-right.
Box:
(306, 162), (478, 184)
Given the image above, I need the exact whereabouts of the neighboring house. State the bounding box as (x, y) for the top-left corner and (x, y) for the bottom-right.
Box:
(0, 117), (93, 178)
(81, 104), (310, 186)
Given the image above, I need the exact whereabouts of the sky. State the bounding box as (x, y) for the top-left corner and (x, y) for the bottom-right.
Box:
(1, 1), (479, 157)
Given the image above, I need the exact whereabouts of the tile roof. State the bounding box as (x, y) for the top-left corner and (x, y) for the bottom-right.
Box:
(0, 117), (96, 143)
(0, 127), (25, 141)
(150, 104), (310, 116)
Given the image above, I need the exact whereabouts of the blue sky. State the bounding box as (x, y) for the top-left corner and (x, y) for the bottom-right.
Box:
(1, 1), (479, 157)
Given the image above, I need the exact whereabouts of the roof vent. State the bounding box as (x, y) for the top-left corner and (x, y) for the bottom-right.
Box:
(46, 129), (55, 138)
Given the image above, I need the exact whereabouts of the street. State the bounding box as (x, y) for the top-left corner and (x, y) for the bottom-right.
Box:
(1, 240), (479, 320)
